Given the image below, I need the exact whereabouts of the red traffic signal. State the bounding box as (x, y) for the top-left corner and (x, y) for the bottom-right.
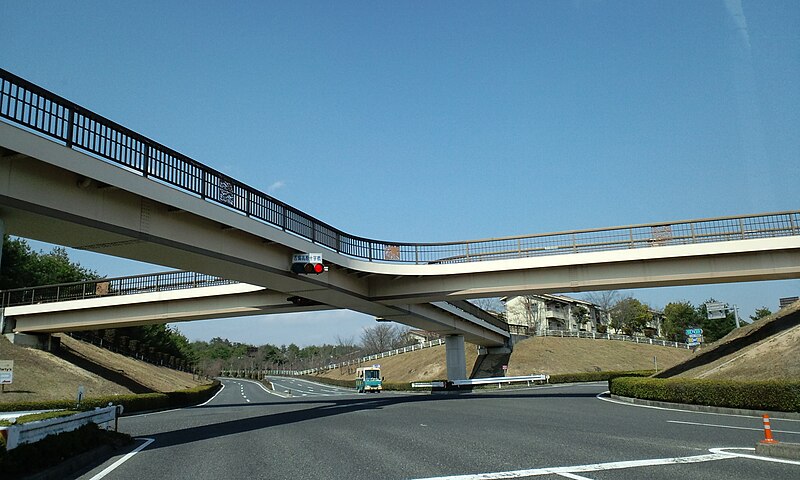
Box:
(291, 262), (326, 274)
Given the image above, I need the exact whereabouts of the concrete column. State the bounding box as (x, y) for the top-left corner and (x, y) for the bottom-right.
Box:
(445, 334), (467, 381)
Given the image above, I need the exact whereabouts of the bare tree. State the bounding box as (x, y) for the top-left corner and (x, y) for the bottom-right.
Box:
(469, 297), (505, 315)
(584, 290), (620, 313)
(360, 323), (406, 355)
(504, 296), (543, 334)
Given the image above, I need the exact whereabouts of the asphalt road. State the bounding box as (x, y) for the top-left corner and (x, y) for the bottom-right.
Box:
(75, 378), (800, 479)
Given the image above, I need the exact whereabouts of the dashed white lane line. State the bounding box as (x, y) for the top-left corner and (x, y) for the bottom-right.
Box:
(408, 452), (735, 480)
(87, 438), (155, 480)
(668, 420), (800, 436)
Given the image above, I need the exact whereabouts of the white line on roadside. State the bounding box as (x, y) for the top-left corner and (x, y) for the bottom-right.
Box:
(556, 472), (594, 480)
(710, 447), (800, 466)
(668, 420), (800, 435)
(408, 452), (734, 480)
(87, 437), (155, 480)
(596, 391), (800, 422)
(235, 378), (290, 398)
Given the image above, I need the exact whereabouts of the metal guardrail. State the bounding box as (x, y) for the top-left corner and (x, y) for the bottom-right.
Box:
(451, 374), (550, 387)
(0, 405), (120, 450)
(0, 270), (235, 308)
(411, 375), (550, 389)
(1, 68), (798, 265)
(534, 329), (691, 349)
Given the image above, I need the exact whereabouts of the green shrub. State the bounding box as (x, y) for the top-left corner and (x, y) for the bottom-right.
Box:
(609, 377), (800, 412)
(0, 410), (80, 427)
(549, 370), (655, 384)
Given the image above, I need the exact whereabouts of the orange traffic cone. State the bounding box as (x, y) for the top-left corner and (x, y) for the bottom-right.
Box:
(760, 414), (779, 444)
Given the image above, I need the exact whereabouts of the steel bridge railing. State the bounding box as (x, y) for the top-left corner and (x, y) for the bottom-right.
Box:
(0, 270), (235, 308)
(2, 68), (798, 265)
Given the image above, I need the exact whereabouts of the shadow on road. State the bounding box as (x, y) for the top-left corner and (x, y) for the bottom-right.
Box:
(132, 384), (601, 451)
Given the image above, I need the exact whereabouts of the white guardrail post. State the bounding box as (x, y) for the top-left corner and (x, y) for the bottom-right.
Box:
(0, 405), (120, 451)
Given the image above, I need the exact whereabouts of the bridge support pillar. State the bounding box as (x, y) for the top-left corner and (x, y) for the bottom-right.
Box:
(445, 334), (467, 381)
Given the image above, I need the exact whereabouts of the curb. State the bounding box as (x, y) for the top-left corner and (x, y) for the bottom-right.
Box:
(609, 394), (800, 420)
(754, 442), (800, 461)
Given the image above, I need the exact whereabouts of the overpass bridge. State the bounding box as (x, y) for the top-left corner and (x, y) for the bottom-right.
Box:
(1, 68), (799, 379)
(0, 270), (506, 346)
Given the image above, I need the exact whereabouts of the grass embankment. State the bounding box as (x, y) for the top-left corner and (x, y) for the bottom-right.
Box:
(315, 335), (693, 385)
(0, 334), (209, 403)
(0, 332), (221, 478)
(610, 302), (800, 412)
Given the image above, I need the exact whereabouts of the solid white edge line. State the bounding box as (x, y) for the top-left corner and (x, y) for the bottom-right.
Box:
(408, 452), (735, 480)
(709, 447), (800, 466)
(125, 383), (226, 418)
(196, 382), (226, 406)
(668, 420), (800, 435)
(596, 391), (800, 422)
(556, 472), (594, 480)
(87, 437), (155, 480)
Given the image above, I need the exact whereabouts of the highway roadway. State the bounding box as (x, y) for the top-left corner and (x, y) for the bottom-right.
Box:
(75, 378), (800, 479)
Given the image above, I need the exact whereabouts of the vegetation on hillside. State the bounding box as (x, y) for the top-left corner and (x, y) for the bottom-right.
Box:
(2, 236), (195, 369)
(190, 325), (413, 375)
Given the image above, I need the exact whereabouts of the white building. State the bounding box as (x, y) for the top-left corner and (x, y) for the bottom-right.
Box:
(504, 294), (665, 338)
(503, 294), (609, 336)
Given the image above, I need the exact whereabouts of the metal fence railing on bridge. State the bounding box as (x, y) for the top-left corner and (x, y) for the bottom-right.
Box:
(2, 68), (798, 266)
(0, 270), (235, 308)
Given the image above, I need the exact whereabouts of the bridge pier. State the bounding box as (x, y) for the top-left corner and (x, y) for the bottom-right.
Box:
(445, 334), (467, 381)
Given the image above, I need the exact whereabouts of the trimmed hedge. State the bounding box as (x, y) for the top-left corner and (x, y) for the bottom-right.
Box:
(609, 377), (800, 412)
(0, 381), (221, 414)
(549, 370), (655, 384)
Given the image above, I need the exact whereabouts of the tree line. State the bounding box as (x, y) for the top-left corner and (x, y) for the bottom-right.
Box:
(2, 236), (196, 369)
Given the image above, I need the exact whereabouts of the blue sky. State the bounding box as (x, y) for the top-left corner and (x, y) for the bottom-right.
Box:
(2, 1), (798, 346)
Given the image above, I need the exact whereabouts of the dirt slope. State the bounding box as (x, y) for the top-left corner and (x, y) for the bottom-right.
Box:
(317, 336), (694, 384)
(0, 334), (208, 403)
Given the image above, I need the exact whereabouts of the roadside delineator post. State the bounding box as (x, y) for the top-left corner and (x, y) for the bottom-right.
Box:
(760, 414), (779, 444)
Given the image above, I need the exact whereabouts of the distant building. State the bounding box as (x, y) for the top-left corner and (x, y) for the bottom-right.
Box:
(503, 294), (664, 338)
(502, 294), (609, 336)
(406, 329), (441, 344)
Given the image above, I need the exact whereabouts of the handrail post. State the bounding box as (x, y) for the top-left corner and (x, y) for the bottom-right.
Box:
(65, 108), (75, 148)
(143, 143), (150, 178)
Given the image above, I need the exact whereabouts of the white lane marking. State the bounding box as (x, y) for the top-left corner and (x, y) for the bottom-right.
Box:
(596, 391), (800, 422)
(127, 383), (226, 418)
(557, 472), (594, 480)
(88, 438), (155, 480)
(668, 420), (800, 435)
(408, 452), (734, 480)
(710, 447), (800, 465)
(195, 383), (226, 407)
(236, 378), (291, 398)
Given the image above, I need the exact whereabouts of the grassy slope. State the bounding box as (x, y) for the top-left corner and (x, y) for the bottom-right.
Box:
(672, 303), (800, 381)
(317, 336), (694, 384)
(0, 334), (208, 403)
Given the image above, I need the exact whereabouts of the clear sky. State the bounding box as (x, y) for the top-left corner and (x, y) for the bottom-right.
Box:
(2, 1), (798, 346)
